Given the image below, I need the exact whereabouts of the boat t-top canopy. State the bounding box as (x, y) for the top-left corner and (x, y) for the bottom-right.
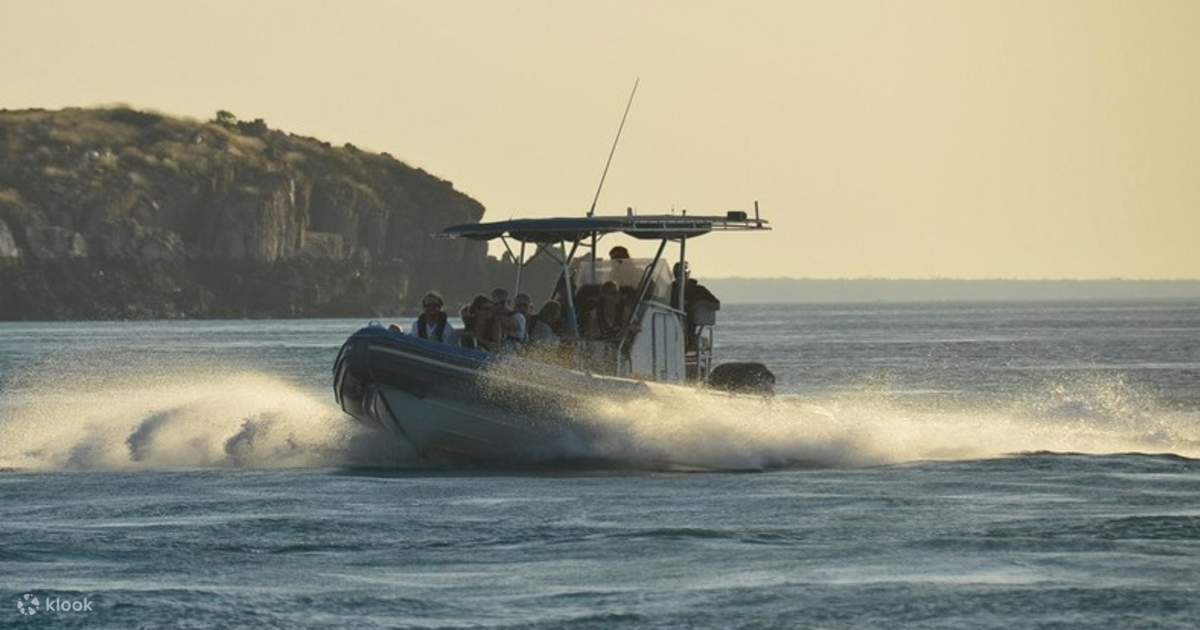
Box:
(440, 207), (769, 338)
(441, 211), (769, 243)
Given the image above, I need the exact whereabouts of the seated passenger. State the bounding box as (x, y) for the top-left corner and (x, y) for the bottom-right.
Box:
(491, 287), (527, 348)
(586, 281), (632, 340)
(528, 300), (562, 345)
(458, 300), (478, 348)
(491, 288), (510, 309)
(466, 295), (502, 352)
(573, 283), (601, 311)
(513, 293), (534, 341)
(409, 291), (458, 346)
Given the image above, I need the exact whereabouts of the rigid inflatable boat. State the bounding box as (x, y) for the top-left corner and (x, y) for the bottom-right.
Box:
(333, 212), (774, 464)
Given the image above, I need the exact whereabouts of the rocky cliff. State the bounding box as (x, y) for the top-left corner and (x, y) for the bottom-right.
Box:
(0, 107), (530, 319)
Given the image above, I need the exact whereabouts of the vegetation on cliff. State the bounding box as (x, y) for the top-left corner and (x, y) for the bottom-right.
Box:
(0, 107), (533, 319)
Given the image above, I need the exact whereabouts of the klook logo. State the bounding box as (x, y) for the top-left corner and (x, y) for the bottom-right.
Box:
(14, 593), (93, 616)
(15, 594), (38, 616)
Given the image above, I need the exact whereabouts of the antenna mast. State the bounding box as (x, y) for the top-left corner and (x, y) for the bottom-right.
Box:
(587, 78), (639, 217)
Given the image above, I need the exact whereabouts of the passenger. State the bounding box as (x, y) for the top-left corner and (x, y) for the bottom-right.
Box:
(490, 288), (509, 306)
(468, 295), (503, 352)
(528, 300), (562, 345)
(670, 261), (716, 310)
(457, 301), (478, 348)
(572, 284), (600, 332)
(609, 244), (641, 288)
(409, 291), (458, 346)
(491, 288), (527, 348)
(669, 262), (719, 351)
(514, 293), (533, 326)
(586, 281), (631, 340)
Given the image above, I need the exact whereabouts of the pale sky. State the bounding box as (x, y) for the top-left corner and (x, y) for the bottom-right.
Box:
(2, 0), (1197, 278)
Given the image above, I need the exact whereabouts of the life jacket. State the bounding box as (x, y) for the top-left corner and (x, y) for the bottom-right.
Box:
(416, 312), (448, 342)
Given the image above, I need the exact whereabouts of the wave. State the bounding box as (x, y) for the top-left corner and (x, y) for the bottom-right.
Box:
(0, 370), (411, 471)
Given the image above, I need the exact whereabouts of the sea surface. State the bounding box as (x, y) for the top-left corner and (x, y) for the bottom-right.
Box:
(1, 301), (1199, 628)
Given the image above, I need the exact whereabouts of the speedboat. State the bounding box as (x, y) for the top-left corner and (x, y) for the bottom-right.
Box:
(333, 211), (775, 465)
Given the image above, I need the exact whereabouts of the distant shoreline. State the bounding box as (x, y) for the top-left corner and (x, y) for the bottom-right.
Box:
(698, 278), (1200, 303)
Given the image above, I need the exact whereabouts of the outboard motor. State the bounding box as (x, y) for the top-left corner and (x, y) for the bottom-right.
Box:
(708, 362), (776, 396)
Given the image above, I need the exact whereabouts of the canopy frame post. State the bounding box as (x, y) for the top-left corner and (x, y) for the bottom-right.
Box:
(514, 240), (526, 296)
(559, 239), (580, 339)
(589, 232), (598, 284)
(676, 236), (687, 310)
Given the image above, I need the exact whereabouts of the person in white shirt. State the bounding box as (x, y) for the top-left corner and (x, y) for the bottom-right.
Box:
(513, 293), (534, 341)
(491, 288), (526, 348)
(410, 291), (458, 346)
(608, 245), (642, 289)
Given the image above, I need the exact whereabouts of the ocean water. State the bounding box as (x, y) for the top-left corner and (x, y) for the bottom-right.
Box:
(1, 301), (1199, 628)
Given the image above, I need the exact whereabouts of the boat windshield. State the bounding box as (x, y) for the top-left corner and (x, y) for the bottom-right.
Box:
(571, 257), (675, 304)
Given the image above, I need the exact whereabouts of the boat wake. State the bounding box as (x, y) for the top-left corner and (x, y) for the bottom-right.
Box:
(0, 370), (411, 471)
(581, 376), (1200, 470)
(1, 367), (1195, 472)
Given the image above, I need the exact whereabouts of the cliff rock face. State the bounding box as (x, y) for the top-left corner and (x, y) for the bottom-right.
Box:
(0, 107), (524, 319)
